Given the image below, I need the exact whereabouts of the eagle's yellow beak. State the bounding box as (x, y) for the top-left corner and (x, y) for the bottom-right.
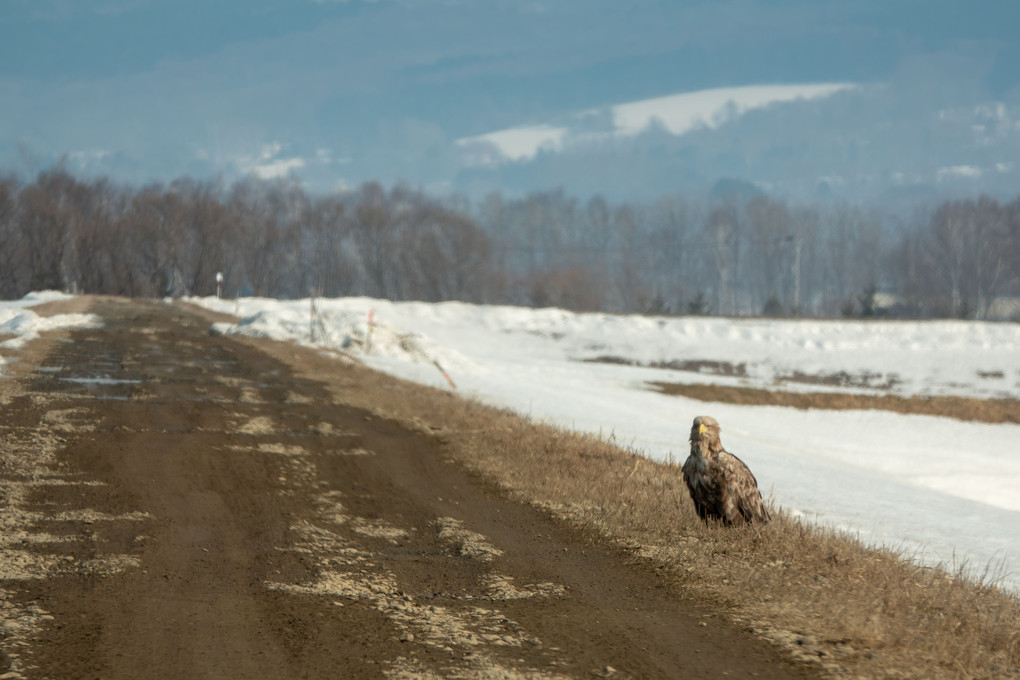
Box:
(698, 423), (707, 435)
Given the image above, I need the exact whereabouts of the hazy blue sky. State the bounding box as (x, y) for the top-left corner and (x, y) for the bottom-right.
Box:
(3, 0), (1019, 199)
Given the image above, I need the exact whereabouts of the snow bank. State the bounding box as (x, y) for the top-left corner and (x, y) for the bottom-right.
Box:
(0, 293), (101, 354)
(206, 297), (473, 373)
(0, 290), (76, 311)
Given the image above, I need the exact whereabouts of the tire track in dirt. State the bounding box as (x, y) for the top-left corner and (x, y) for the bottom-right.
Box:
(0, 298), (817, 679)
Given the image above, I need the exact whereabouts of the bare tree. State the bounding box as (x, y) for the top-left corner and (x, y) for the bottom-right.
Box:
(2, 164), (1015, 322)
(0, 176), (23, 298)
(706, 202), (741, 315)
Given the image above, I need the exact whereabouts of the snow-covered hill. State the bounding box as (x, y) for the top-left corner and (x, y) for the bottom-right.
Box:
(457, 83), (854, 164)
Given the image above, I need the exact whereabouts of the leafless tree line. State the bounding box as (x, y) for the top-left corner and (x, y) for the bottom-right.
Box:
(0, 172), (496, 304)
(479, 189), (1020, 319)
(1, 169), (1017, 319)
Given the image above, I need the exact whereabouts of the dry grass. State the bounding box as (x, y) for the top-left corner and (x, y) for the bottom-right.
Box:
(652, 380), (1020, 425)
(22, 295), (102, 318)
(196, 311), (1020, 679)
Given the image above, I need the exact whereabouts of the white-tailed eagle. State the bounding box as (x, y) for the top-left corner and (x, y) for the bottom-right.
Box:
(683, 415), (770, 525)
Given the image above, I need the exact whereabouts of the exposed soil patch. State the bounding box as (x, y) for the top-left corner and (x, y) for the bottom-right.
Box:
(650, 380), (1020, 424)
(586, 352), (1017, 421)
(777, 369), (902, 391)
(17, 296), (99, 318)
(586, 355), (748, 377)
(0, 299), (818, 680)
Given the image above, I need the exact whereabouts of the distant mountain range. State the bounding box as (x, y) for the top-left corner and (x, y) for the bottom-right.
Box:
(55, 79), (1012, 205)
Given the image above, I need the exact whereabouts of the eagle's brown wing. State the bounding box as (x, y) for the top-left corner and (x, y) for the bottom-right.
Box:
(718, 451), (770, 524)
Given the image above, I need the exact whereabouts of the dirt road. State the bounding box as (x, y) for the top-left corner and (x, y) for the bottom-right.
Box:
(0, 298), (816, 679)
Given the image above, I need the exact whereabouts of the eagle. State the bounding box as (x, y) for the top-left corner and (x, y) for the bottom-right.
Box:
(682, 415), (770, 525)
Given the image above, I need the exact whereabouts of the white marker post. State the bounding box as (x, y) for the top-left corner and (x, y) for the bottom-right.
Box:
(216, 272), (224, 299)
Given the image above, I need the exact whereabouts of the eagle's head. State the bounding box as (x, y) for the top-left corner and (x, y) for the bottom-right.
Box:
(689, 415), (722, 450)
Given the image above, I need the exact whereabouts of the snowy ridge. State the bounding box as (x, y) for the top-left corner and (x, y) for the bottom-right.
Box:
(194, 295), (1020, 590)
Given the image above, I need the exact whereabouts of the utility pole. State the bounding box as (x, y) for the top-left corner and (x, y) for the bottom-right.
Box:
(783, 235), (802, 314)
(793, 236), (802, 314)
